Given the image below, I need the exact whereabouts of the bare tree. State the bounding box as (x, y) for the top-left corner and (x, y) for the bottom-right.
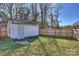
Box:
(39, 3), (51, 28)
(0, 3), (16, 21)
(30, 3), (39, 22)
(51, 3), (62, 28)
(0, 3), (62, 28)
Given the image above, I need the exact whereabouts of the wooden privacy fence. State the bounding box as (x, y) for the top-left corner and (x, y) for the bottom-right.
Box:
(39, 28), (79, 40)
(0, 26), (7, 38)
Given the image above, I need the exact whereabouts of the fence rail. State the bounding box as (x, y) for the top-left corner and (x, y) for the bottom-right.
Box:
(39, 29), (79, 40)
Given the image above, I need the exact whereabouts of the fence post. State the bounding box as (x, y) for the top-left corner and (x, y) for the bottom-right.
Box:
(72, 29), (74, 37)
(60, 29), (61, 37)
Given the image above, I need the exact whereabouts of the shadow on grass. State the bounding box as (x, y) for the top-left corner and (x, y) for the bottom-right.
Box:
(38, 38), (49, 56)
(0, 36), (77, 56)
(12, 36), (39, 43)
(24, 36), (39, 43)
(0, 41), (23, 51)
(0, 38), (25, 55)
(38, 36), (71, 55)
(37, 37), (64, 56)
(40, 35), (77, 41)
(51, 38), (64, 55)
(10, 36), (39, 46)
(23, 36), (76, 56)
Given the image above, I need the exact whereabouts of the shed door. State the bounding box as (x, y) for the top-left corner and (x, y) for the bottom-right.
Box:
(17, 25), (24, 39)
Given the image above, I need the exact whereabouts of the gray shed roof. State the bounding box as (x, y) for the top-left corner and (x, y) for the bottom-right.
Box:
(10, 20), (36, 25)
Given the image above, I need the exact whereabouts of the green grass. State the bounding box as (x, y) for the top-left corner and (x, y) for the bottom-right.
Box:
(0, 37), (79, 56)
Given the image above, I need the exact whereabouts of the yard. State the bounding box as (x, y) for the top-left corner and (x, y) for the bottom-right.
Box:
(0, 36), (79, 56)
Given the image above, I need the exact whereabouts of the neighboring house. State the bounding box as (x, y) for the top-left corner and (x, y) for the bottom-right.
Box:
(73, 21), (79, 29)
(73, 21), (79, 40)
(7, 20), (39, 41)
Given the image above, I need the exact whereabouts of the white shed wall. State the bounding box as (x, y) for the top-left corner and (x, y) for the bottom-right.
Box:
(24, 25), (39, 37)
(7, 22), (18, 38)
(17, 25), (25, 39)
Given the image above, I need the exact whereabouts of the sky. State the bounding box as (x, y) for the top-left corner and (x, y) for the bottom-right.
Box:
(59, 3), (79, 26)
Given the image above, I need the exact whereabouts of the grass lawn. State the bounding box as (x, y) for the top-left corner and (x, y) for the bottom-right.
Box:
(0, 36), (79, 56)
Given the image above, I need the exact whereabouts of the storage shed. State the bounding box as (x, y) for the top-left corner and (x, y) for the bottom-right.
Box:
(7, 20), (39, 41)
